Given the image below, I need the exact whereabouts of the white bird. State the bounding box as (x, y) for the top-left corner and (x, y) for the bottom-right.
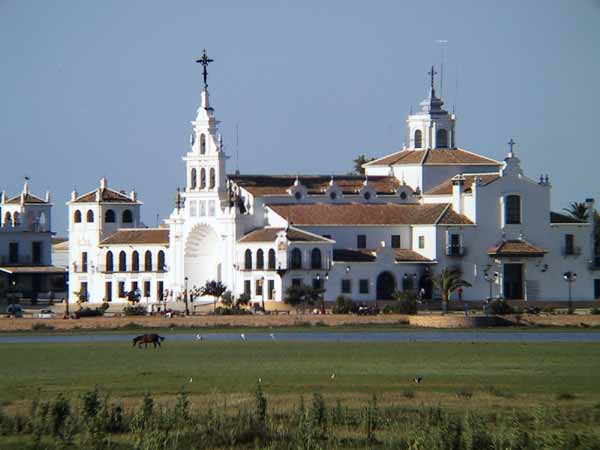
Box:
(189, 377), (193, 383)
(196, 334), (203, 341)
(269, 333), (275, 341)
(414, 377), (423, 384)
(330, 373), (335, 380)
(258, 377), (262, 384)
(240, 333), (246, 341)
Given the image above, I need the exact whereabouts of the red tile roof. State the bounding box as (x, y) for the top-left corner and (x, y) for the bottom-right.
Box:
(228, 175), (401, 196)
(393, 248), (433, 262)
(366, 148), (502, 167)
(6, 193), (48, 204)
(268, 203), (473, 226)
(239, 227), (331, 243)
(100, 229), (169, 246)
(425, 174), (501, 195)
(487, 240), (546, 257)
(332, 248), (432, 263)
(72, 188), (137, 204)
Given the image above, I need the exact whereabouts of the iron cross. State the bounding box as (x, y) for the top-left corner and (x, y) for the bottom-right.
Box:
(428, 65), (437, 89)
(196, 49), (214, 88)
(507, 138), (516, 153)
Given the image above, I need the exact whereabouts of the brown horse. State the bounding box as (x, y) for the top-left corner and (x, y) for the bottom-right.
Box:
(132, 334), (165, 349)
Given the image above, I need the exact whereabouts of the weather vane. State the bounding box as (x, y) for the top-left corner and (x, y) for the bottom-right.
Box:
(195, 49), (214, 89)
(427, 66), (437, 90)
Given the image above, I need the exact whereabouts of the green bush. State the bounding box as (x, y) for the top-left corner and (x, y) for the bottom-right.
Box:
(123, 305), (146, 316)
(214, 306), (251, 315)
(74, 307), (105, 318)
(489, 299), (514, 315)
(31, 323), (55, 331)
(383, 291), (418, 314)
(590, 307), (600, 315)
(332, 296), (358, 314)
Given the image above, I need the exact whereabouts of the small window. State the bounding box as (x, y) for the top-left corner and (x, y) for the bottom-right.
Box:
(400, 191), (408, 200)
(436, 129), (448, 148)
(106, 251), (114, 272)
(268, 249), (276, 270)
(402, 275), (414, 291)
(200, 133), (206, 154)
(118, 281), (126, 298)
(190, 168), (197, 189)
(294, 192), (302, 200)
(209, 168), (216, 189)
(244, 249), (252, 270)
(359, 279), (369, 294)
(391, 235), (401, 249)
(256, 249), (264, 269)
(74, 210), (82, 223)
(292, 278), (302, 287)
(122, 209), (133, 224)
(144, 251), (152, 271)
(131, 251), (139, 272)
(86, 210), (94, 223)
(119, 251), (127, 272)
(105, 209), (116, 223)
(357, 235), (367, 249)
(565, 234), (575, 255)
(341, 279), (352, 294)
(330, 191), (337, 200)
(32, 241), (42, 264)
(144, 281), (151, 298)
(268, 280), (275, 299)
(208, 200), (216, 216)
(505, 195), (521, 224)
(364, 191), (371, 200)
(157, 251), (165, 271)
(200, 169), (206, 189)
(414, 130), (422, 149)
(290, 248), (302, 269)
(312, 278), (322, 290)
(256, 279), (263, 296)
(81, 252), (88, 273)
(105, 282), (112, 302)
(418, 236), (425, 249)
(80, 282), (88, 300)
(244, 280), (251, 295)
(311, 248), (322, 269)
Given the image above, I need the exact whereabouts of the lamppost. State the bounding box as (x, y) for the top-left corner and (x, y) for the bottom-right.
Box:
(260, 277), (265, 312)
(483, 271), (498, 301)
(184, 276), (190, 316)
(563, 271), (577, 314)
(316, 273), (328, 314)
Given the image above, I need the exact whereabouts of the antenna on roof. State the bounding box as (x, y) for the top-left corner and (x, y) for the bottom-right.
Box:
(235, 122), (240, 173)
(453, 69), (459, 114)
(436, 40), (448, 97)
(156, 213), (160, 228)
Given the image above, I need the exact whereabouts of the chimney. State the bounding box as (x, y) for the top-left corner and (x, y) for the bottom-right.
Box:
(130, 190), (137, 201)
(586, 198), (595, 225)
(451, 174), (465, 214)
(71, 190), (77, 201)
(45, 191), (51, 203)
(23, 180), (30, 195)
(100, 177), (107, 189)
(95, 190), (101, 202)
(1, 191), (5, 204)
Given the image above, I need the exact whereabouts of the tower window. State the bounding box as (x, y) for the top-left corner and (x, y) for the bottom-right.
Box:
(200, 134), (206, 154)
(191, 168), (197, 189)
(311, 248), (322, 269)
(86, 210), (94, 223)
(144, 250), (152, 271)
(414, 130), (422, 149)
(290, 248), (302, 269)
(505, 195), (521, 224)
(122, 209), (133, 224)
(132, 251), (140, 272)
(357, 235), (367, 249)
(105, 209), (115, 223)
(106, 251), (114, 272)
(209, 168), (216, 189)
(256, 249), (264, 269)
(74, 210), (82, 223)
(200, 169), (206, 189)
(436, 129), (448, 148)
(268, 249), (276, 269)
(244, 249), (252, 270)
(119, 251), (127, 272)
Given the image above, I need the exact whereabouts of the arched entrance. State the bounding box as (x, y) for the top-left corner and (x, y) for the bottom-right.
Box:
(184, 224), (220, 290)
(376, 271), (396, 300)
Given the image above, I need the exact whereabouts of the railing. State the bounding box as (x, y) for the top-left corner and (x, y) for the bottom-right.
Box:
(93, 265), (167, 274)
(0, 256), (43, 265)
(562, 246), (581, 256)
(445, 245), (466, 257)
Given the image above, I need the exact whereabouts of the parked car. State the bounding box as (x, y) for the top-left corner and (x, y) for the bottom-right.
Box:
(37, 309), (54, 319)
(6, 304), (24, 318)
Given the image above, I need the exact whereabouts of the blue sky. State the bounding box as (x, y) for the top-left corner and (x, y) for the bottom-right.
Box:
(1, 0), (599, 234)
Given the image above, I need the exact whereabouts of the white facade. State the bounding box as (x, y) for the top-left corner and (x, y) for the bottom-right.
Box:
(66, 62), (599, 305)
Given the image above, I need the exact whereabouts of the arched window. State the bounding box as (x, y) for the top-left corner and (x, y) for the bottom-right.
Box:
(74, 210), (82, 223)
(311, 248), (322, 269)
(105, 209), (115, 223)
(209, 168), (216, 189)
(86, 210), (94, 223)
(118, 251), (127, 272)
(256, 249), (264, 269)
(4, 212), (11, 226)
(106, 251), (114, 272)
(200, 134), (206, 154)
(200, 169), (206, 189)
(268, 249), (276, 270)
(13, 212), (20, 226)
(157, 250), (165, 272)
(414, 130), (422, 149)
(505, 195), (521, 224)
(190, 168), (197, 189)
(131, 251), (139, 272)
(122, 209), (133, 224)
(291, 248), (302, 269)
(144, 251), (152, 272)
(244, 249), (252, 270)
(436, 129), (448, 148)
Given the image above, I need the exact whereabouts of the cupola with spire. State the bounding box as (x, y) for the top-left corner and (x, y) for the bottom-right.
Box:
(406, 66), (456, 150)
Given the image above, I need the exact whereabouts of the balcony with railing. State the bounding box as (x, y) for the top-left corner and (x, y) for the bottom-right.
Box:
(445, 245), (466, 257)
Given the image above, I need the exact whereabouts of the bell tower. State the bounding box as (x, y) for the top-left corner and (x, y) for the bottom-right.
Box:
(183, 50), (227, 215)
(406, 66), (456, 150)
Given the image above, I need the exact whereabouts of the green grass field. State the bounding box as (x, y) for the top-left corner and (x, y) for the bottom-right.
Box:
(1, 341), (599, 406)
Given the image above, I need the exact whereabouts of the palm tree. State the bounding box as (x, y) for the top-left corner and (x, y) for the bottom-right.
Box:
(563, 202), (588, 221)
(432, 268), (472, 314)
(200, 280), (227, 313)
(353, 154), (375, 175)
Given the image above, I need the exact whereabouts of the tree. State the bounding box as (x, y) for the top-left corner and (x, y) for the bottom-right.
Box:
(563, 202), (589, 221)
(284, 284), (324, 312)
(353, 154), (376, 175)
(199, 280), (227, 313)
(431, 268), (472, 314)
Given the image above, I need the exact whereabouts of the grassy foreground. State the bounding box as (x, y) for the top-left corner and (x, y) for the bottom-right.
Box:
(1, 341), (600, 448)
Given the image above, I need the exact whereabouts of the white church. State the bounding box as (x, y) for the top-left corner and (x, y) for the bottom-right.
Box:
(67, 54), (599, 307)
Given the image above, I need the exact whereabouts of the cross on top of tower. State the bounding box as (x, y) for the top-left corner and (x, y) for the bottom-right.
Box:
(196, 49), (214, 89)
(428, 65), (437, 90)
(507, 138), (516, 155)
